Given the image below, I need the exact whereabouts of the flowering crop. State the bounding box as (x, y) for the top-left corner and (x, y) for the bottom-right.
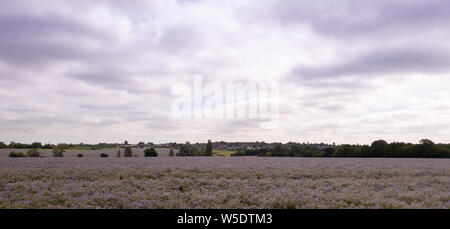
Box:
(0, 157), (448, 209)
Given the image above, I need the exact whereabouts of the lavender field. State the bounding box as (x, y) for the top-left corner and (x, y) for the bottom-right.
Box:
(0, 157), (449, 209)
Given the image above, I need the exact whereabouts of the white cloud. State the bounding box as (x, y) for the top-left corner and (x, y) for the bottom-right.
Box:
(1, 0), (450, 144)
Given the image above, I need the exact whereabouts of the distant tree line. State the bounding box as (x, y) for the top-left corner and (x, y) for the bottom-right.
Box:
(0, 141), (118, 150)
(232, 139), (450, 158)
(5, 139), (448, 158)
(176, 140), (213, 156)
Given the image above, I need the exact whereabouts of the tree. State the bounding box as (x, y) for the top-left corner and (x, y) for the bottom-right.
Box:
(124, 140), (129, 145)
(117, 149), (121, 157)
(124, 146), (133, 157)
(356, 145), (371, 157)
(177, 142), (194, 156)
(271, 143), (285, 157)
(52, 148), (65, 157)
(42, 144), (54, 149)
(8, 141), (16, 148)
(205, 140), (213, 156)
(334, 145), (354, 157)
(144, 148), (158, 157)
(169, 148), (174, 157)
(26, 149), (40, 157)
(370, 140), (388, 157)
(32, 142), (42, 149)
(418, 139), (437, 158)
(0, 141), (8, 148)
(56, 143), (69, 149)
(322, 147), (335, 157)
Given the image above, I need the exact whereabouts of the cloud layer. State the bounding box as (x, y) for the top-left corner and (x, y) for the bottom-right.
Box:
(1, 0), (450, 144)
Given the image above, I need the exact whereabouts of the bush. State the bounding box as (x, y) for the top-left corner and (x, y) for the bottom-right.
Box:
(26, 149), (40, 157)
(177, 142), (194, 156)
(231, 151), (246, 156)
(123, 147), (133, 157)
(169, 148), (174, 157)
(100, 153), (109, 158)
(9, 151), (25, 158)
(77, 154), (83, 158)
(53, 148), (65, 157)
(144, 148), (158, 157)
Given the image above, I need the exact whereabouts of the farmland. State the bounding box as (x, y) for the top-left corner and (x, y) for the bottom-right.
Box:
(0, 157), (449, 209)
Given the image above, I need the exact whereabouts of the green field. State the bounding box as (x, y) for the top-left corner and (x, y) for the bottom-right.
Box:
(212, 149), (236, 156)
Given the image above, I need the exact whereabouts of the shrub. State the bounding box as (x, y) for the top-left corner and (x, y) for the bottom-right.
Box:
(231, 151), (246, 156)
(53, 148), (65, 157)
(169, 148), (174, 157)
(123, 147), (133, 157)
(77, 154), (84, 158)
(144, 148), (158, 157)
(177, 142), (198, 156)
(100, 153), (109, 158)
(9, 151), (25, 158)
(26, 149), (40, 157)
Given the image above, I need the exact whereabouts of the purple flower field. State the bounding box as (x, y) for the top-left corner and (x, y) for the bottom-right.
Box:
(0, 157), (449, 209)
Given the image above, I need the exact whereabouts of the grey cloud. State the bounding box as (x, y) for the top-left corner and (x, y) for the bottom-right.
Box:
(1, 0), (450, 144)
(157, 25), (201, 53)
(292, 48), (450, 81)
(0, 13), (110, 66)
(267, 0), (450, 38)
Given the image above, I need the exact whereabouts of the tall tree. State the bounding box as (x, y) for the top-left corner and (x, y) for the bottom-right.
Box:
(205, 140), (213, 156)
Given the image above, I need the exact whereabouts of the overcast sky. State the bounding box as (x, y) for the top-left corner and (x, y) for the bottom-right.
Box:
(1, 0), (450, 144)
